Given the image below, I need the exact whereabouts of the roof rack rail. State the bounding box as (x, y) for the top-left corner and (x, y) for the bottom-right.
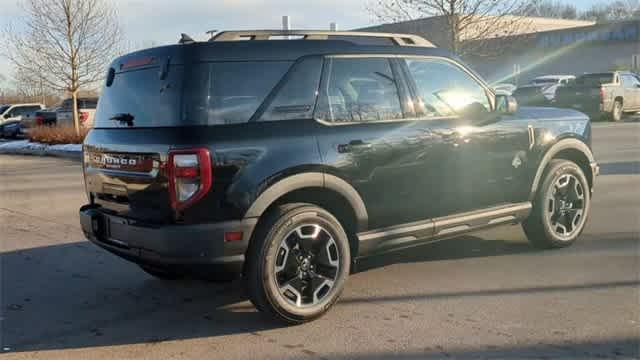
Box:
(210, 30), (435, 47)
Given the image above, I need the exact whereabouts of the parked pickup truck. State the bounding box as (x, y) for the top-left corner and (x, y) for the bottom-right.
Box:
(556, 71), (640, 121)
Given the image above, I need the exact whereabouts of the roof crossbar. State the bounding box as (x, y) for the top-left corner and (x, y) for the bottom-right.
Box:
(210, 30), (435, 47)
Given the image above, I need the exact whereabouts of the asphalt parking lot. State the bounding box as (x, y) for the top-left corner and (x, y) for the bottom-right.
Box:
(0, 122), (638, 359)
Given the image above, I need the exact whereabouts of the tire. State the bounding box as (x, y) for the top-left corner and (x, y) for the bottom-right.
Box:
(611, 100), (623, 122)
(139, 265), (183, 280)
(245, 203), (351, 324)
(523, 159), (590, 249)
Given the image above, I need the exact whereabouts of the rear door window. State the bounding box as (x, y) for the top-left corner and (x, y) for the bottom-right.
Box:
(314, 57), (404, 123)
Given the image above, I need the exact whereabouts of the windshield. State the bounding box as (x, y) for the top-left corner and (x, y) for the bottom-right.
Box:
(0, 105), (10, 114)
(574, 73), (613, 87)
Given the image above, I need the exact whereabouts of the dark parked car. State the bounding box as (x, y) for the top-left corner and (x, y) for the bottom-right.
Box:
(57, 97), (99, 128)
(512, 85), (553, 106)
(80, 30), (598, 324)
(556, 71), (640, 121)
(34, 107), (59, 126)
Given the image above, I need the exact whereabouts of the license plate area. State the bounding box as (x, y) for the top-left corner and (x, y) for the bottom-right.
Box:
(92, 214), (131, 249)
(107, 217), (130, 247)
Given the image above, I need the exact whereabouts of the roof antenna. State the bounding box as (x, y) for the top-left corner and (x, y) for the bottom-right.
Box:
(179, 33), (195, 44)
(206, 30), (218, 40)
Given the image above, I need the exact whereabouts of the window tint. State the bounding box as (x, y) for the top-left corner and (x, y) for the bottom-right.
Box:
(208, 62), (291, 124)
(11, 106), (39, 117)
(96, 61), (291, 128)
(315, 58), (403, 123)
(259, 57), (323, 121)
(405, 58), (491, 118)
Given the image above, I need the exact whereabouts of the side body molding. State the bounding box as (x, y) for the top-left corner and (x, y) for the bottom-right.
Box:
(529, 138), (596, 200)
(244, 172), (369, 231)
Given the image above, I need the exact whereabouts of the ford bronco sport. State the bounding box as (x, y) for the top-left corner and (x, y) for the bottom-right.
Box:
(80, 30), (598, 324)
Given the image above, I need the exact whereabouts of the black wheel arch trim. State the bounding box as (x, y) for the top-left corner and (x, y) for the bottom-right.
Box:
(529, 138), (596, 201)
(244, 172), (369, 231)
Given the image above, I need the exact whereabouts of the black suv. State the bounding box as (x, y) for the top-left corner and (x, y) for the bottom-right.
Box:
(80, 30), (598, 324)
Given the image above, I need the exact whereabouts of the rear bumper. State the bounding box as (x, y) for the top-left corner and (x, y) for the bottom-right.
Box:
(79, 205), (257, 274)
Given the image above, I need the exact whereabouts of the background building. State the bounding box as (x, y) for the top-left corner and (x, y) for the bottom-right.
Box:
(359, 17), (640, 85)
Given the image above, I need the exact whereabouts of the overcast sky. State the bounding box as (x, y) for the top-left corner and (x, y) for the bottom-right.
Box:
(0, 0), (613, 83)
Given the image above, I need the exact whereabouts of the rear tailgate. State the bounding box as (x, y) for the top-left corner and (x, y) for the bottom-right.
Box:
(84, 45), (190, 223)
(84, 129), (174, 223)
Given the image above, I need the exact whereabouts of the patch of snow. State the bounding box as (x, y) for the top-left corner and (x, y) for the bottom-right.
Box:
(0, 140), (82, 152)
(49, 143), (83, 152)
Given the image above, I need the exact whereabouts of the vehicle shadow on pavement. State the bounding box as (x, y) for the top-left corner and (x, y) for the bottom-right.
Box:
(2, 242), (284, 353)
(355, 234), (535, 273)
(3, 235), (534, 353)
(3, 233), (637, 353)
(322, 337), (639, 359)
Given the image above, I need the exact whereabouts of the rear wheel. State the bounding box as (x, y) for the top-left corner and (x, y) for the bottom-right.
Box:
(611, 100), (623, 122)
(246, 203), (351, 324)
(523, 160), (590, 249)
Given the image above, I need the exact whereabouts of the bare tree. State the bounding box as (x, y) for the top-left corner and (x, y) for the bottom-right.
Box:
(367, 0), (530, 57)
(580, 0), (640, 22)
(12, 66), (47, 102)
(4, 0), (121, 133)
(0, 73), (7, 104)
(517, 0), (578, 20)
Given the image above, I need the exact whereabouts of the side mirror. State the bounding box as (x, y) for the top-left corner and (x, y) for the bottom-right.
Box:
(496, 94), (518, 115)
(3, 113), (10, 119)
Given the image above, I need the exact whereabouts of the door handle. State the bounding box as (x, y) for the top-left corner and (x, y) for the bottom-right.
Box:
(338, 140), (372, 153)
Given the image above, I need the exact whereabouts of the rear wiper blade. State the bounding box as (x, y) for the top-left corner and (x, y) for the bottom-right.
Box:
(110, 113), (135, 126)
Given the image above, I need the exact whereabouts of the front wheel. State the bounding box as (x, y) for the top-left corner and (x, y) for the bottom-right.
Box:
(523, 160), (591, 249)
(245, 203), (351, 324)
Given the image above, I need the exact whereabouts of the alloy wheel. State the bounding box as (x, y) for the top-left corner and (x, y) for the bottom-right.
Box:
(545, 174), (585, 239)
(273, 224), (340, 308)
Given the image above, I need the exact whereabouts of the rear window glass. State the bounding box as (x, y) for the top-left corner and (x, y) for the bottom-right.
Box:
(95, 61), (291, 127)
(574, 74), (613, 87)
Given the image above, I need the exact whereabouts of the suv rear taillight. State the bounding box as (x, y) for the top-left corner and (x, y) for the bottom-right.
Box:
(167, 148), (213, 211)
(35, 115), (45, 125)
(599, 87), (605, 104)
(80, 111), (89, 123)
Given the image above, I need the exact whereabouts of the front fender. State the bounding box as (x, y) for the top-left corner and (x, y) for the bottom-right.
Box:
(529, 138), (596, 200)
